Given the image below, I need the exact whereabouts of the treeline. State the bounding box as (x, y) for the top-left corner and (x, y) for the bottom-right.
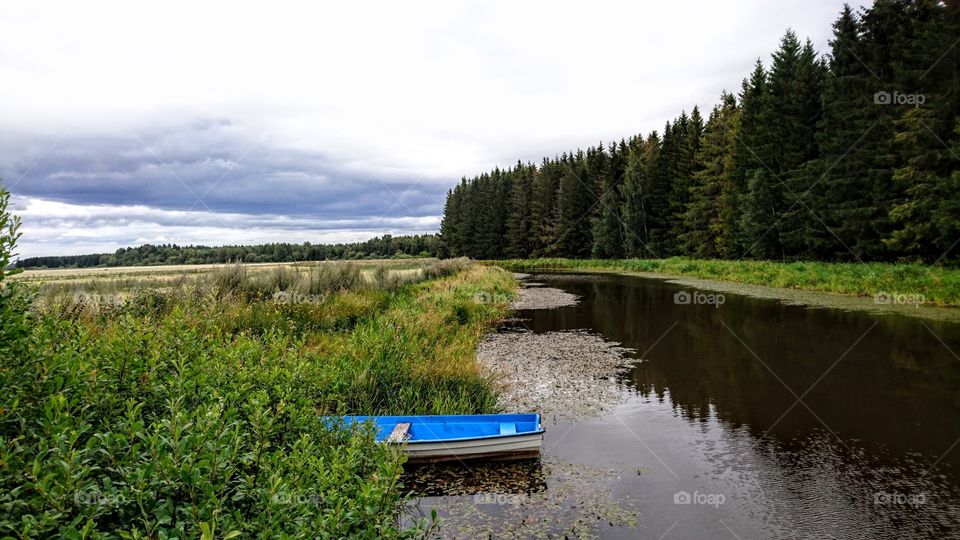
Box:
(441, 1), (960, 264)
(16, 234), (443, 269)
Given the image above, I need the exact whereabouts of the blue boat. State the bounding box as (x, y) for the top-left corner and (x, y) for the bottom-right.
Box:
(338, 413), (545, 463)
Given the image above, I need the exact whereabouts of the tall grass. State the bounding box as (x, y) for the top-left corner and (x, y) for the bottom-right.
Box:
(492, 257), (960, 306)
(1, 259), (515, 538)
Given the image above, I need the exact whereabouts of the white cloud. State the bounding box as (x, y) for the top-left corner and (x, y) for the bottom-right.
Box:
(0, 0), (869, 258)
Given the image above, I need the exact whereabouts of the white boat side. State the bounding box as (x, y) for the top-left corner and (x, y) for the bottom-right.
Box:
(396, 432), (543, 463)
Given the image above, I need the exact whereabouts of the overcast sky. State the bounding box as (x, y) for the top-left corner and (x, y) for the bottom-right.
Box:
(1, 1), (869, 259)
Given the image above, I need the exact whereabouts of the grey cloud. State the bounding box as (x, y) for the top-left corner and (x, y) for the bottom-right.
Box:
(0, 120), (450, 220)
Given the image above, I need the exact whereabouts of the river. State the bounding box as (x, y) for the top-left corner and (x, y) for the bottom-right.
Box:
(408, 272), (960, 539)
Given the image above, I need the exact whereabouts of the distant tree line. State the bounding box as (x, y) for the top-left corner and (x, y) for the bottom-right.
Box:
(16, 234), (443, 269)
(441, 1), (960, 264)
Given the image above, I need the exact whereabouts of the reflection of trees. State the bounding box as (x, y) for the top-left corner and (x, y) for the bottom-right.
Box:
(403, 459), (547, 497)
(523, 274), (960, 465)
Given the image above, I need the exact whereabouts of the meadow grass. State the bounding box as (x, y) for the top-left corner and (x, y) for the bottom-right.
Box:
(0, 259), (515, 538)
(490, 257), (960, 306)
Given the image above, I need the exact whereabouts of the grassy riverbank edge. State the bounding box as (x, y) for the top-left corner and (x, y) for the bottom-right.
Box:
(1, 262), (518, 537)
(486, 258), (960, 307)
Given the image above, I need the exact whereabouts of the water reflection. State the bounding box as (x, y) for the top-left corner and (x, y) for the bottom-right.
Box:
(517, 273), (960, 473)
(403, 459), (547, 497)
(413, 272), (960, 537)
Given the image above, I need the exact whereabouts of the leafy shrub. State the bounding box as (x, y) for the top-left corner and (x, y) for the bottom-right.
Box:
(2, 245), (502, 537)
(260, 265), (300, 293)
(210, 260), (252, 299)
(373, 266), (405, 291)
(0, 186), (33, 357)
(422, 257), (472, 280)
(0, 315), (418, 538)
(303, 263), (365, 294)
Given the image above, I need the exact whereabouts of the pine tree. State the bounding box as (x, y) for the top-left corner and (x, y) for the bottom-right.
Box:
(741, 169), (780, 259)
(730, 60), (773, 257)
(557, 152), (594, 258)
(680, 93), (738, 257)
(592, 141), (627, 258)
(886, 0), (960, 262)
(667, 111), (703, 250)
(531, 158), (563, 256)
(644, 129), (671, 256)
(715, 99), (743, 259)
(436, 0), (955, 264)
(808, 7), (858, 259)
(779, 38), (827, 258)
(439, 185), (462, 256)
(936, 120), (960, 264)
(505, 162), (535, 258)
(621, 136), (650, 257)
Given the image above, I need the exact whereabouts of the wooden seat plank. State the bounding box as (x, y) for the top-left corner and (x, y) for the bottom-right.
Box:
(388, 422), (411, 442)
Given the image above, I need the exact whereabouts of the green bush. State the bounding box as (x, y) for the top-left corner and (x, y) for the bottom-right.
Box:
(0, 186), (33, 358)
(0, 315), (417, 538)
(422, 257), (472, 280)
(1, 240), (506, 536)
(302, 263), (365, 295)
(210, 260), (251, 299)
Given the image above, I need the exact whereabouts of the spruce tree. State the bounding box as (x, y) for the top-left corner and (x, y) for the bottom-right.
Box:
(557, 152), (594, 258)
(531, 158), (563, 256)
(779, 38), (827, 258)
(667, 111), (703, 251)
(681, 94), (738, 257)
(886, 0), (960, 262)
(741, 169), (780, 259)
(592, 141), (627, 258)
(505, 162), (535, 258)
(439, 185), (462, 256)
(810, 5), (872, 260)
(730, 60), (774, 257)
(621, 136), (650, 257)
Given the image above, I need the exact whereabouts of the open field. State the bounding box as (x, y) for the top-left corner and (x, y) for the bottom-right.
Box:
(16, 259), (442, 309)
(491, 258), (960, 307)
(12, 258), (438, 282)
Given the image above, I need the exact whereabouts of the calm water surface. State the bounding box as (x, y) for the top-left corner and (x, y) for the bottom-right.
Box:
(412, 272), (960, 539)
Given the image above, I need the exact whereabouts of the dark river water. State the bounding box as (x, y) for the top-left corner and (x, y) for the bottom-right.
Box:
(410, 272), (960, 539)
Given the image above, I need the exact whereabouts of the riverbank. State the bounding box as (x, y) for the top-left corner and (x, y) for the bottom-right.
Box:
(2, 261), (517, 538)
(409, 273), (641, 537)
(490, 257), (960, 312)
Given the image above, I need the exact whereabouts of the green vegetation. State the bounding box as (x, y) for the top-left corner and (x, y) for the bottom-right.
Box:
(0, 186), (516, 537)
(442, 2), (960, 265)
(15, 234), (443, 269)
(493, 258), (960, 306)
(1, 188), (32, 361)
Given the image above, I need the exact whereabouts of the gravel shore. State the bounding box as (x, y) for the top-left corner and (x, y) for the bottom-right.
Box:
(509, 285), (579, 310)
(477, 330), (636, 425)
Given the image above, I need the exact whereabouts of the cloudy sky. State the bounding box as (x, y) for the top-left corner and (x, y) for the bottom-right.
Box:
(1, 1), (867, 259)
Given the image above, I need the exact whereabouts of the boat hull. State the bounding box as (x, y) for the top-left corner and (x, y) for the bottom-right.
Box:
(401, 432), (543, 464)
(331, 413), (545, 463)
